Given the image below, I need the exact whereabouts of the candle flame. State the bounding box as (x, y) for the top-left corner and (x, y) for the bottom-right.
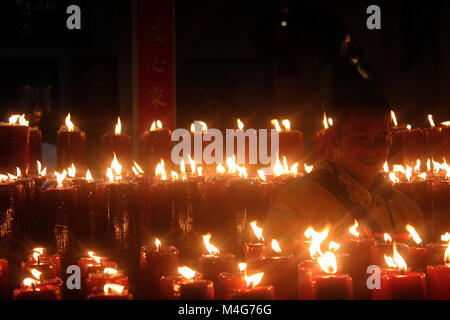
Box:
(197, 166), (203, 176)
(216, 163), (225, 174)
(405, 165), (412, 182)
(30, 269), (41, 280)
(68, 163), (76, 178)
(54, 170), (67, 188)
(418, 172), (427, 180)
(406, 224), (422, 245)
(428, 114), (435, 128)
(187, 154), (196, 174)
(203, 233), (219, 255)
(178, 266), (196, 280)
(441, 232), (450, 242)
(393, 243), (407, 272)
(65, 113), (74, 132)
(304, 226), (329, 259)
(390, 110), (398, 127)
(304, 164), (313, 174)
(384, 255), (396, 268)
(257, 170), (266, 182)
(155, 238), (161, 250)
(383, 161), (389, 173)
(271, 119), (281, 132)
(414, 159), (421, 173)
(384, 233), (392, 243)
(104, 284), (124, 295)
(441, 121), (450, 127)
(328, 241), (340, 252)
(317, 251), (337, 274)
(171, 171), (179, 180)
(281, 119), (291, 131)
(9, 114), (29, 126)
(238, 263), (247, 272)
(155, 159), (167, 180)
(87, 251), (102, 264)
(389, 172), (400, 184)
(245, 272), (264, 289)
(9, 115), (20, 125)
(237, 119), (244, 130)
(250, 221), (264, 242)
(23, 278), (37, 288)
(150, 120), (163, 131)
(328, 118), (333, 127)
(323, 112), (329, 129)
(349, 219), (360, 238)
(103, 267), (118, 276)
(444, 240), (450, 264)
(271, 239), (282, 253)
(114, 117), (121, 135)
(406, 124), (412, 130)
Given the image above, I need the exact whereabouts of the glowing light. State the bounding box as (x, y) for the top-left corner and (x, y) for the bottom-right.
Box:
(250, 221), (264, 242)
(271, 239), (281, 253)
(245, 272), (264, 289)
(114, 117), (121, 135)
(65, 113), (74, 132)
(406, 224), (422, 245)
(202, 233), (219, 255)
(281, 119), (291, 131)
(349, 219), (360, 238)
(104, 284), (124, 295)
(390, 111), (398, 127)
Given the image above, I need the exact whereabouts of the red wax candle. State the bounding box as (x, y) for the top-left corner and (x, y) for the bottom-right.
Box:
(13, 283), (61, 300)
(229, 285), (275, 300)
(27, 249), (62, 277)
(314, 124), (334, 162)
(87, 284), (133, 300)
(140, 244), (179, 299)
(28, 127), (42, 174)
(311, 273), (353, 300)
(78, 254), (118, 288)
(428, 125), (450, 162)
(0, 122), (29, 174)
(149, 180), (173, 238)
(408, 246), (429, 272)
(375, 271), (427, 300)
(426, 242), (448, 266)
(0, 181), (24, 245)
(430, 181), (450, 240)
(101, 131), (132, 169)
(85, 268), (129, 296)
(370, 242), (408, 267)
(43, 185), (77, 254)
(160, 270), (203, 300)
(21, 262), (58, 281)
(198, 253), (236, 283)
(247, 255), (297, 300)
(215, 272), (247, 300)
(140, 127), (172, 173)
(179, 279), (215, 300)
(427, 264), (450, 299)
(343, 238), (375, 299)
(244, 242), (268, 262)
(0, 258), (8, 300)
(57, 114), (86, 173)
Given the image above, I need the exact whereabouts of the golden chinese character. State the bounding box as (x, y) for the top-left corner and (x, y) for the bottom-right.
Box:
(149, 16), (165, 43)
(149, 86), (167, 109)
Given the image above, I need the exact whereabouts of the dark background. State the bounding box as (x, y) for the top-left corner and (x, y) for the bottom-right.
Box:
(0, 0), (449, 169)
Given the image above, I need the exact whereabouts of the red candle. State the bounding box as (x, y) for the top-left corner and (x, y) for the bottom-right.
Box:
(163, 266), (214, 300)
(85, 267), (129, 296)
(215, 271), (247, 300)
(269, 119), (303, 165)
(101, 117), (132, 168)
(370, 238), (408, 267)
(314, 113), (335, 162)
(198, 234), (236, 282)
(427, 119), (450, 162)
(311, 274), (353, 300)
(179, 279), (215, 300)
(228, 270), (274, 300)
(57, 113), (86, 173)
(405, 224), (429, 272)
(26, 248), (62, 277)
(87, 284), (133, 300)
(430, 181), (450, 240)
(0, 180), (24, 246)
(426, 240), (449, 266)
(13, 280), (61, 300)
(427, 264), (450, 300)
(0, 116), (30, 174)
(140, 121), (172, 173)
(244, 221), (268, 262)
(78, 252), (118, 288)
(140, 242), (179, 299)
(149, 179), (173, 238)
(389, 126), (427, 167)
(0, 258), (8, 300)
(247, 244), (297, 300)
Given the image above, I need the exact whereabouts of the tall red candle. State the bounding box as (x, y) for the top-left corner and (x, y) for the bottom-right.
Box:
(140, 121), (172, 173)
(101, 117), (132, 168)
(0, 118), (29, 174)
(57, 113), (86, 173)
(427, 264), (450, 300)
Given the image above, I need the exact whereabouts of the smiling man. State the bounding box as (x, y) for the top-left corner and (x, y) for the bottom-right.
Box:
(264, 89), (425, 251)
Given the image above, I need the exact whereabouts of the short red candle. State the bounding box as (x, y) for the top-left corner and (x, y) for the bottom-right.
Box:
(375, 271), (427, 300)
(215, 272), (246, 299)
(311, 274), (353, 300)
(78, 255), (118, 288)
(13, 284), (61, 300)
(0, 258), (8, 299)
(27, 250), (62, 277)
(244, 242), (268, 262)
(87, 286), (133, 300)
(85, 269), (129, 296)
(178, 279), (215, 300)
(0, 123), (29, 174)
(370, 242), (408, 267)
(427, 264), (450, 299)
(198, 253), (236, 283)
(57, 125), (87, 173)
(247, 255), (297, 300)
(229, 285), (275, 300)
(408, 246), (429, 272)
(140, 245), (179, 299)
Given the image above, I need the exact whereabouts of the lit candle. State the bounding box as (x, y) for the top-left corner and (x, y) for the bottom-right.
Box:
(427, 238), (450, 299)
(0, 114), (30, 174)
(140, 120), (172, 173)
(78, 251), (118, 291)
(314, 112), (334, 162)
(198, 233), (236, 283)
(87, 283), (133, 300)
(244, 221), (268, 262)
(270, 119), (303, 165)
(140, 238), (179, 299)
(406, 224), (429, 272)
(26, 247), (62, 277)
(13, 278), (61, 300)
(229, 271), (274, 300)
(170, 266), (214, 300)
(215, 263), (247, 299)
(85, 267), (129, 297)
(101, 117), (132, 168)
(57, 113), (86, 174)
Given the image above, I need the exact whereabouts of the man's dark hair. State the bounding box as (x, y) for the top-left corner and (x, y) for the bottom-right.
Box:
(332, 89), (390, 132)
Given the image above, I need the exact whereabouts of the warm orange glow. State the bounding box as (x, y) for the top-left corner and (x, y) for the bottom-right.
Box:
(238, 263), (247, 272)
(389, 172), (400, 184)
(304, 226), (329, 259)
(216, 163), (226, 174)
(384, 233), (392, 243)
(317, 251), (337, 274)
(271, 119), (281, 132)
(390, 110), (398, 127)
(405, 165), (412, 182)
(171, 171), (179, 180)
(187, 154), (196, 174)
(9, 114), (29, 126)
(68, 163), (76, 178)
(85, 170), (93, 182)
(414, 159), (421, 173)
(406, 124), (412, 130)
(406, 224), (422, 245)
(155, 238), (161, 251)
(383, 162), (389, 173)
(197, 166), (203, 176)
(441, 232), (450, 242)
(111, 153), (122, 177)
(328, 241), (340, 252)
(103, 268), (118, 276)
(178, 266), (196, 280)
(349, 219), (360, 238)
(323, 112), (329, 129)
(427, 159), (431, 172)
(384, 255), (396, 268)
(271, 239), (281, 253)
(328, 117), (333, 127)
(238, 166), (248, 179)
(54, 170), (67, 188)
(115, 117), (121, 135)
(441, 121), (450, 127)
(428, 114), (435, 128)
(444, 240), (450, 264)
(37, 161), (47, 177)
(245, 272), (264, 289)
(65, 113), (74, 131)
(250, 221), (264, 242)
(9, 115), (20, 125)
(104, 284), (124, 295)
(203, 233), (219, 255)
(237, 119), (244, 130)
(393, 243), (407, 272)
(418, 172), (427, 180)
(23, 278), (37, 288)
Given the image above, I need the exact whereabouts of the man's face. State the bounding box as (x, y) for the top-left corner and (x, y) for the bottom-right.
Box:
(335, 111), (390, 184)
